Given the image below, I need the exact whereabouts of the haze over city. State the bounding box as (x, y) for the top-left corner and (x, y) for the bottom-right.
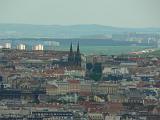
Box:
(1, 0), (160, 120)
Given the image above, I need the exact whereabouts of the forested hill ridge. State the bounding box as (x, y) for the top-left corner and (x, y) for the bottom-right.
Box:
(0, 24), (160, 38)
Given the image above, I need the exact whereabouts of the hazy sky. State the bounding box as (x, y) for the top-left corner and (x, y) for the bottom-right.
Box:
(0, 0), (160, 27)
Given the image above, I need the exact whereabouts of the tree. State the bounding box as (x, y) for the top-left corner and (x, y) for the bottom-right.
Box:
(86, 63), (93, 71)
(90, 63), (102, 81)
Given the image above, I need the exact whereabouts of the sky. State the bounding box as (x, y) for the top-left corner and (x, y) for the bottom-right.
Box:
(0, 0), (160, 28)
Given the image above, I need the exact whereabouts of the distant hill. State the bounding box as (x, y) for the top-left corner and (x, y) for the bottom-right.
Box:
(0, 24), (160, 38)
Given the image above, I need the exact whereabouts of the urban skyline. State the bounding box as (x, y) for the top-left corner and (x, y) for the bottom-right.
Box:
(1, 0), (160, 120)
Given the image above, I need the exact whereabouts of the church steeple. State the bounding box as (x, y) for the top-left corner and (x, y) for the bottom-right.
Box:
(77, 41), (80, 54)
(68, 42), (74, 64)
(70, 42), (73, 53)
(68, 42), (81, 67)
(75, 41), (81, 67)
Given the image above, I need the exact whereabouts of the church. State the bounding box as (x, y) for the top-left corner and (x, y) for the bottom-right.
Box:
(68, 42), (81, 67)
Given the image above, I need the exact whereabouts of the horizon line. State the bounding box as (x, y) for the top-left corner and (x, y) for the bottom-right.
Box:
(0, 23), (160, 29)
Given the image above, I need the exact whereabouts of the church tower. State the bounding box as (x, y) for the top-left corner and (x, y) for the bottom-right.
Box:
(68, 42), (74, 64)
(75, 42), (81, 66)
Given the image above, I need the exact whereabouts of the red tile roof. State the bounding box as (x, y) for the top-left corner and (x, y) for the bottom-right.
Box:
(68, 80), (80, 84)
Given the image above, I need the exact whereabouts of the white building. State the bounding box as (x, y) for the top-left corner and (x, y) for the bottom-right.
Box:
(33, 44), (44, 50)
(17, 44), (26, 50)
(4, 43), (11, 49)
(103, 67), (129, 75)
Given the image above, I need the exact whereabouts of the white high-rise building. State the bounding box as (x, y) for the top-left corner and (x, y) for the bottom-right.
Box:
(17, 44), (26, 50)
(4, 43), (11, 49)
(33, 44), (44, 50)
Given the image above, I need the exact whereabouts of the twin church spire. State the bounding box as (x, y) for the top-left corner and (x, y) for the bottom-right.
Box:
(68, 42), (81, 67)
